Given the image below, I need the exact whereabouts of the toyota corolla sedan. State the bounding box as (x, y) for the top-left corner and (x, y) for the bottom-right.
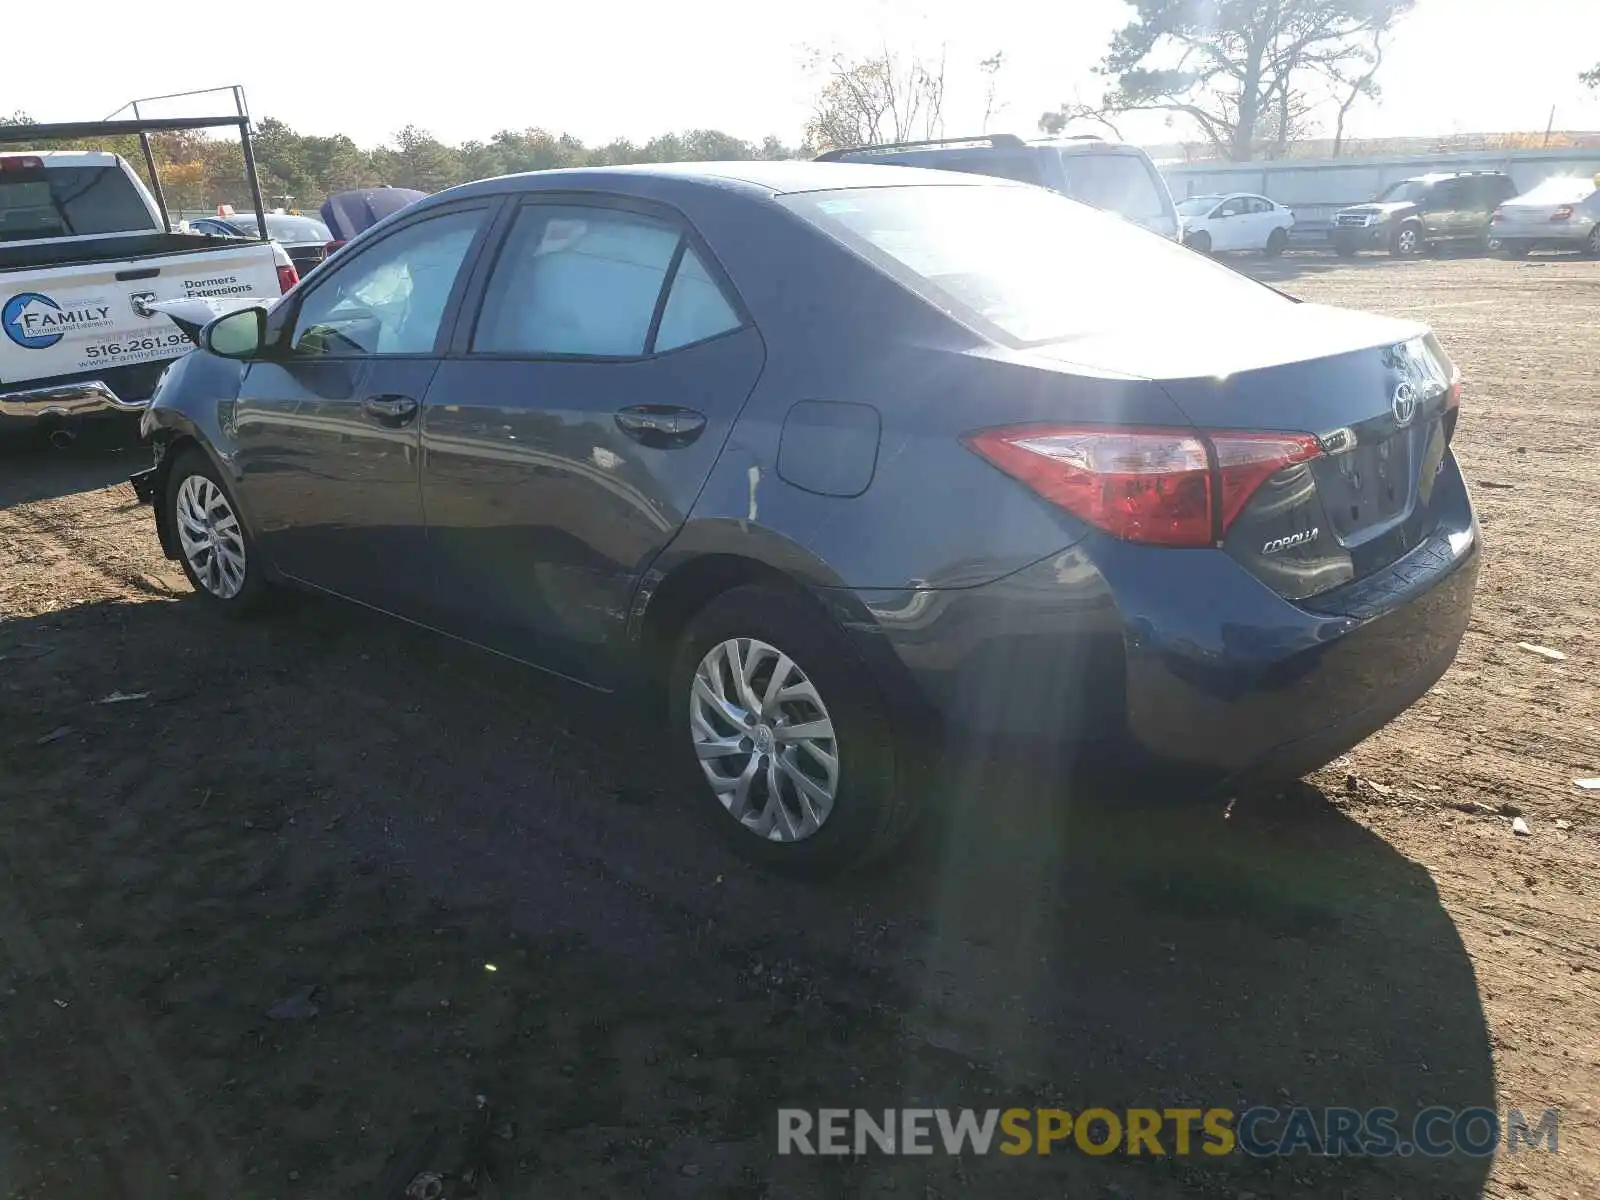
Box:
(132, 161), (1479, 874)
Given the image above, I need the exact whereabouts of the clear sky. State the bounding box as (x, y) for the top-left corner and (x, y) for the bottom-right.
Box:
(6, 0), (1599, 150)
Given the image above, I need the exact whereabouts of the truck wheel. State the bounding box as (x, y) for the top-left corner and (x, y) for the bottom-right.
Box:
(1333, 242), (1357, 259)
(1390, 224), (1423, 258)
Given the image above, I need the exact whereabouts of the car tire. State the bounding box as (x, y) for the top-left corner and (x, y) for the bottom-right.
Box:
(1264, 227), (1289, 257)
(667, 582), (913, 875)
(1586, 225), (1600, 258)
(1333, 241), (1358, 259)
(1501, 240), (1533, 259)
(1186, 231), (1212, 254)
(164, 445), (271, 615)
(1390, 223), (1424, 258)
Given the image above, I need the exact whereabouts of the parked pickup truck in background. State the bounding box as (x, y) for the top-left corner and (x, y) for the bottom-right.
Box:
(1, 111), (293, 438)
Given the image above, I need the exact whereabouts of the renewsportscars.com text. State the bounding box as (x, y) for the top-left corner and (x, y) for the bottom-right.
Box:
(777, 1106), (1559, 1158)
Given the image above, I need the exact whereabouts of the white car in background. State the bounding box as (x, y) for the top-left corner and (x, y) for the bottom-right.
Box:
(1492, 175), (1600, 258)
(1177, 193), (1296, 256)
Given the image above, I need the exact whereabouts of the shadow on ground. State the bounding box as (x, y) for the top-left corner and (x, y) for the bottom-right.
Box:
(0, 417), (145, 507)
(0, 585), (1494, 1193)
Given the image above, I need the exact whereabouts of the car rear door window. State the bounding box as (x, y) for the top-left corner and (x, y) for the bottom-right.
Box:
(471, 205), (741, 358)
(1056, 152), (1168, 220)
(944, 154), (1047, 187)
(291, 208), (484, 356)
(1426, 180), (1466, 210)
(473, 206), (682, 357)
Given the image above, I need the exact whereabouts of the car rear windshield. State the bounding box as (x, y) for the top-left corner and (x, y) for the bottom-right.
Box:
(781, 183), (1285, 346)
(226, 214), (333, 242)
(0, 165), (153, 242)
(1057, 152), (1170, 220)
(1515, 176), (1596, 204)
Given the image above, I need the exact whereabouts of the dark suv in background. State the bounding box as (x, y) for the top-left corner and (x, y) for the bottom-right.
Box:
(1331, 171), (1518, 258)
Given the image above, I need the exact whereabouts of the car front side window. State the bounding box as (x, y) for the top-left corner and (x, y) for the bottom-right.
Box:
(291, 208), (483, 357)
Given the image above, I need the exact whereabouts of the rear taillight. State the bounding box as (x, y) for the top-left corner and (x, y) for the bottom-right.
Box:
(1551, 206), (1574, 222)
(964, 425), (1322, 548)
(277, 263), (300, 293)
(324, 239), (345, 257)
(1490, 208), (1504, 223)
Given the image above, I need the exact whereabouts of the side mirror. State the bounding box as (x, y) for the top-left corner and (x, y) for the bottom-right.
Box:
(203, 306), (270, 359)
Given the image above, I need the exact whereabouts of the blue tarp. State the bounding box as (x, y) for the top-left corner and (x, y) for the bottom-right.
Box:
(319, 188), (427, 241)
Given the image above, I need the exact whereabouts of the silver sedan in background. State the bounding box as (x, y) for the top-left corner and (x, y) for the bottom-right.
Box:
(1492, 176), (1600, 257)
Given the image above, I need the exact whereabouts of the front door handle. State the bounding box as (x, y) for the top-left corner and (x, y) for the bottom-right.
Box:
(615, 405), (706, 449)
(361, 394), (419, 426)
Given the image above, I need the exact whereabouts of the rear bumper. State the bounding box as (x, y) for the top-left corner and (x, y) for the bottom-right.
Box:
(842, 455), (1479, 787)
(1124, 523), (1478, 786)
(1493, 221), (1594, 245)
(0, 379), (151, 421)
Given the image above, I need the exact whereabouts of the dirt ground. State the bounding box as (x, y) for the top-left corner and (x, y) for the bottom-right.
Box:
(1, 253), (1596, 1200)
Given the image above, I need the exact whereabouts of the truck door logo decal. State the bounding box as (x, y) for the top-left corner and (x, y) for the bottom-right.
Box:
(130, 292), (158, 319)
(4, 292), (67, 349)
(2, 292), (115, 350)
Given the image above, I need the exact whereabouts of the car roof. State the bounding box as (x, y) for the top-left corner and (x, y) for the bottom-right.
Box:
(444, 159), (1004, 203)
(1408, 171), (1510, 183)
(1028, 136), (1149, 155)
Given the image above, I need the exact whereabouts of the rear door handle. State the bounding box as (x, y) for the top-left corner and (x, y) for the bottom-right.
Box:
(361, 394), (419, 425)
(615, 405), (707, 449)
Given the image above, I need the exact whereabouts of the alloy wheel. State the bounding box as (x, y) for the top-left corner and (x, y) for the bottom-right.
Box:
(175, 474), (247, 599)
(689, 637), (839, 842)
(1397, 228), (1419, 256)
(1588, 225), (1600, 256)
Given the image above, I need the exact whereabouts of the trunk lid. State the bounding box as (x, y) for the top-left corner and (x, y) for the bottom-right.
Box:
(1027, 303), (1459, 600)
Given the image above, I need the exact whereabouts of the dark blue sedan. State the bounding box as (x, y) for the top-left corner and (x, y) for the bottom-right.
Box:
(133, 161), (1480, 873)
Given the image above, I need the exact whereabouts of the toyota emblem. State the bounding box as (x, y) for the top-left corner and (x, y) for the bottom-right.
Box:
(1391, 382), (1418, 428)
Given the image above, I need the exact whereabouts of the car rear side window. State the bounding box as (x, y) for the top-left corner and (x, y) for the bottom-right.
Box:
(474, 206), (680, 358)
(291, 208), (484, 356)
(654, 246), (741, 353)
(938, 154), (1047, 187)
(1056, 153), (1168, 220)
(0, 165), (153, 242)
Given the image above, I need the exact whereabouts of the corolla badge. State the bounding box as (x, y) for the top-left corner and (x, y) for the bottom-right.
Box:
(1391, 381), (1418, 428)
(1262, 528), (1319, 556)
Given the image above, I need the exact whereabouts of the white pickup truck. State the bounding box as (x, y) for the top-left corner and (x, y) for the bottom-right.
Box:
(1, 122), (293, 436)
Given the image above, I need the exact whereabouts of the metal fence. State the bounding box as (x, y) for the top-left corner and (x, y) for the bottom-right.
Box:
(1161, 148), (1600, 242)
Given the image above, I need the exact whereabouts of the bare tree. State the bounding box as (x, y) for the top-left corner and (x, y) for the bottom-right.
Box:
(1259, 79), (1316, 159)
(1038, 101), (1126, 141)
(1321, 26), (1388, 157)
(804, 47), (948, 151)
(979, 51), (1006, 133)
(1041, 0), (1414, 161)
(1583, 63), (1600, 88)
